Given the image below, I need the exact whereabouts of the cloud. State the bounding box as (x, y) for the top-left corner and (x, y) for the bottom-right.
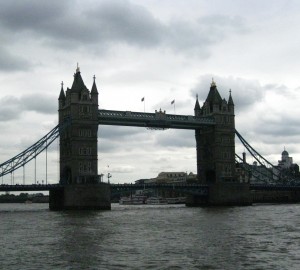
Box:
(0, 94), (56, 121)
(0, 96), (20, 121)
(98, 125), (154, 154)
(155, 129), (195, 148)
(0, 0), (248, 59)
(21, 94), (56, 114)
(0, 46), (32, 72)
(0, 1), (68, 30)
(98, 125), (146, 139)
(165, 15), (248, 56)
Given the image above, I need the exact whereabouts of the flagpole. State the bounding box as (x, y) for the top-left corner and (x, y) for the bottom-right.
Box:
(171, 99), (175, 114)
(141, 97), (145, 112)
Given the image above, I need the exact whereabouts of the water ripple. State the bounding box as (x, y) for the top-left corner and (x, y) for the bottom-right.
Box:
(1, 203), (300, 269)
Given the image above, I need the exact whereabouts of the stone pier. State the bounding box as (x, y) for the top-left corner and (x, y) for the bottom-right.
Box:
(49, 183), (111, 210)
(186, 182), (252, 206)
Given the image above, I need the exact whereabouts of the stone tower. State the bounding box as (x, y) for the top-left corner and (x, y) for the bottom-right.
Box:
(194, 80), (236, 184)
(58, 67), (99, 184)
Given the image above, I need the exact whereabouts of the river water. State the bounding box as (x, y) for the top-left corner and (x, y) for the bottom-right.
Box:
(0, 203), (300, 270)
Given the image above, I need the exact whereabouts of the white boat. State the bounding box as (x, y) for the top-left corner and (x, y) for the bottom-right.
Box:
(146, 197), (168, 205)
(119, 195), (147, 205)
(166, 197), (186, 204)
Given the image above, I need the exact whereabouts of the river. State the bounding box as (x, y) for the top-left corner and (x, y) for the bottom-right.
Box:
(0, 203), (299, 269)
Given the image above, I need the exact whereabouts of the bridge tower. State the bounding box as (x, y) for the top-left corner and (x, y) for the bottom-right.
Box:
(58, 66), (99, 184)
(194, 80), (235, 184)
(190, 80), (251, 205)
(50, 66), (110, 210)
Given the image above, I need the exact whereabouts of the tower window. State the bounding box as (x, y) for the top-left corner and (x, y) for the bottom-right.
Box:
(80, 106), (90, 113)
(79, 129), (92, 137)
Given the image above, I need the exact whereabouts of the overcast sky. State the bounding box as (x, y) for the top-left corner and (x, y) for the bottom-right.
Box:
(1, 0), (300, 184)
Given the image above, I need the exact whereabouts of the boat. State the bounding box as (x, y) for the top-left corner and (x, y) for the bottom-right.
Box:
(166, 197), (186, 204)
(146, 197), (168, 205)
(119, 195), (147, 205)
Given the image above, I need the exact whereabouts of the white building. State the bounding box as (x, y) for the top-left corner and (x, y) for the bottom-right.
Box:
(278, 149), (293, 169)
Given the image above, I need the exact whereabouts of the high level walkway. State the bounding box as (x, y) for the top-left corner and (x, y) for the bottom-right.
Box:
(98, 109), (215, 129)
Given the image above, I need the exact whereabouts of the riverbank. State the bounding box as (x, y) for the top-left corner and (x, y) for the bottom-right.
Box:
(0, 193), (49, 203)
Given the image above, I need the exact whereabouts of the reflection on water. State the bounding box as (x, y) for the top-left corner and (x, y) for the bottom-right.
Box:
(0, 203), (300, 269)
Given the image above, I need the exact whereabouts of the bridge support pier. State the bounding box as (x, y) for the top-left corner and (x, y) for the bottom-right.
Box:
(186, 182), (252, 206)
(49, 183), (111, 210)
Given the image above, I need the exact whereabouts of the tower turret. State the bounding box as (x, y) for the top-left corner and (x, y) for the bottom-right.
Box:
(194, 94), (201, 117)
(91, 75), (99, 105)
(58, 82), (65, 109)
(228, 89), (234, 113)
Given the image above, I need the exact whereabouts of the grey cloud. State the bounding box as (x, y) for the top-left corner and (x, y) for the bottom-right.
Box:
(254, 115), (300, 139)
(0, 0), (162, 48)
(0, 47), (32, 71)
(98, 126), (151, 153)
(166, 15), (247, 55)
(21, 94), (56, 114)
(0, 94), (56, 121)
(155, 130), (195, 148)
(0, 1), (68, 30)
(98, 125), (147, 139)
(85, 0), (162, 47)
(263, 83), (295, 97)
(0, 0), (248, 57)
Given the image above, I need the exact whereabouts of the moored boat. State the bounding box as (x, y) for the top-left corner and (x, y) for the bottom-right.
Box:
(146, 197), (168, 205)
(166, 197), (186, 204)
(119, 195), (147, 205)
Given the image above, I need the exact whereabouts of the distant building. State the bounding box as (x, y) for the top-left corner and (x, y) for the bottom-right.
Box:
(251, 161), (273, 184)
(278, 149), (293, 169)
(273, 149), (299, 181)
(135, 172), (197, 185)
(134, 171), (197, 198)
(239, 149), (299, 184)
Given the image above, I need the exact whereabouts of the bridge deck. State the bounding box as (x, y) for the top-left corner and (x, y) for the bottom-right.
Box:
(98, 109), (215, 129)
(2, 183), (300, 193)
(0, 183), (209, 195)
(0, 184), (63, 192)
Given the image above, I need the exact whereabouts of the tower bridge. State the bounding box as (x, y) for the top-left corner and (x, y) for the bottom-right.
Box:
(4, 67), (298, 209)
(55, 66), (249, 209)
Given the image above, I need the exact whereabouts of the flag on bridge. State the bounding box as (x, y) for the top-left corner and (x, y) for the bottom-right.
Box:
(141, 97), (145, 102)
(171, 99), (175, 105)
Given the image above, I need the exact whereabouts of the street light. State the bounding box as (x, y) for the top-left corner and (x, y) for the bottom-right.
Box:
(107, 173), (112, 184)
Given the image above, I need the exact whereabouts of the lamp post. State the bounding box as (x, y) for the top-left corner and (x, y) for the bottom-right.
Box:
(107, 173), (112, 184)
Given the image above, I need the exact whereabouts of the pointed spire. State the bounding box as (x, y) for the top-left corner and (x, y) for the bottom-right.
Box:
(58, 81), (65, 100)
(91, 74), (98, 94)
(71, 65), (87, 92)
(194, 94), (201, 111)
(206, 79), (222, 104)
(228, 89), (234, 105)
(211, 77), (216, 87)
